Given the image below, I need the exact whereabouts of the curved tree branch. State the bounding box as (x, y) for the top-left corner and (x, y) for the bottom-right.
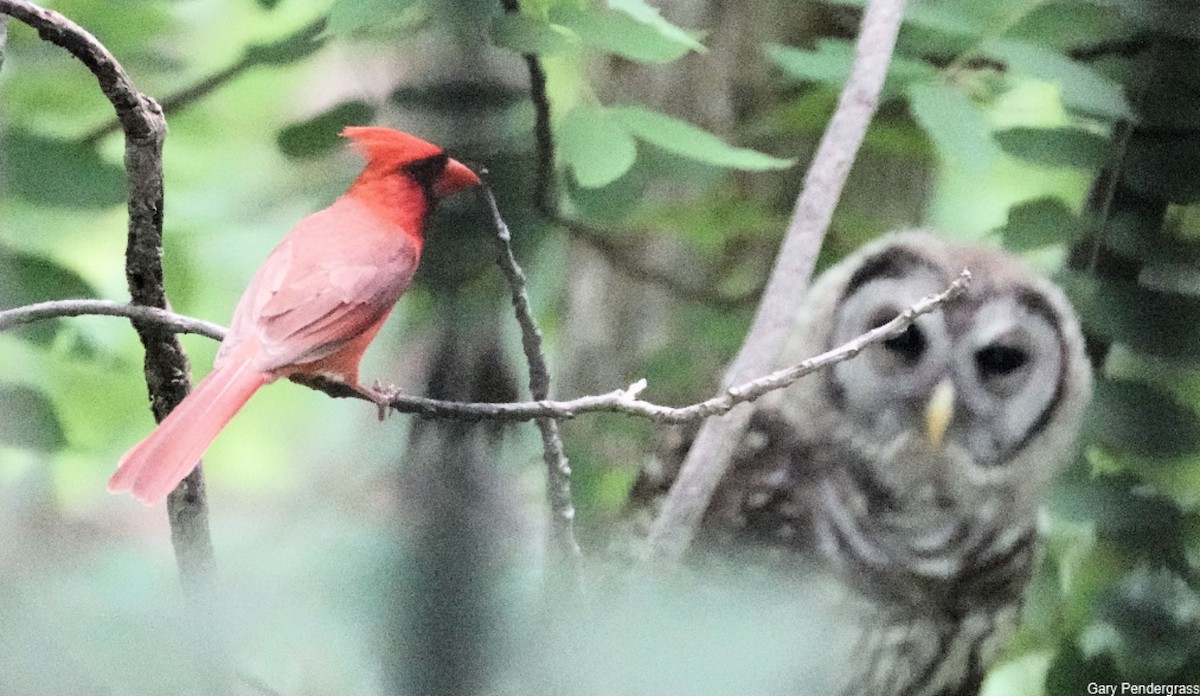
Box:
(0, 0), (216, 602)
(643, 0), (911, 565)
(0, 298), (225, 339)
(0, 272), (968, 425)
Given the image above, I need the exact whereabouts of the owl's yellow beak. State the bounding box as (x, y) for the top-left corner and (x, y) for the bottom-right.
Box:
(924, 379), (956, 448)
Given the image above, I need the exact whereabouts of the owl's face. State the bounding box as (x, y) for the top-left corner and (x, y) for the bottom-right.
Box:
(780, 232), (1092, 499)
(829, 246), (1069, 468)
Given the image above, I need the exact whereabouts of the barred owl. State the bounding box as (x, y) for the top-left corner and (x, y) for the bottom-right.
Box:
(632, 232), (1092, 696)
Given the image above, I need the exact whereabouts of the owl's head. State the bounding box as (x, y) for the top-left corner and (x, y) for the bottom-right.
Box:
(782, 231), (1092, 500)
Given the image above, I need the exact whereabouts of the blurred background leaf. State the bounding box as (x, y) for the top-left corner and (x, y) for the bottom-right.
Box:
(1, 0), (1199, 694)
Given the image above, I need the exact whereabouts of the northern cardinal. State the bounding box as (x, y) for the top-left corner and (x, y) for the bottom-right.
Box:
(109, 126), (481, 505)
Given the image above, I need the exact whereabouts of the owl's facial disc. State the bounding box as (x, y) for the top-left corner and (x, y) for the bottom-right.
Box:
(829, 259), (1068, 469)
(953, 293), (1066, 465)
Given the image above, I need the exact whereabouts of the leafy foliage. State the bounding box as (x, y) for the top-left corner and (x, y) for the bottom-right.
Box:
(0, 384), (65, 452)
(2, 0), (1199, 694)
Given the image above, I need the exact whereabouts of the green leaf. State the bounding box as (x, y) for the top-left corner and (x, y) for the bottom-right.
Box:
(489, 12), (576, 55)
(0, 384), (65, 453)
(994, 127), (1110, 169)
(276, 101), (377, 159)
(905, 81), (999, 171)
(1007, 1), (1135, 53)
(764, 40), (938, 96)
(1119, 0), (1200, 40)
(607, 0), (706, 53)
(323, 0), (419, 37)
(244, 20), (326, 65)
(390, 82), (527, 113)
(558, 105), (638, 188)
(998, 197), (1081, 251)
(1087, 379), (1200, 458)
(1124, 131), (1200, 205)
(609, 105), (794, 170)
(1063, 273), (1200, 361)
(986, 40), (1132, 120)
(0, 130), (125, 209)
(550, 6), (696, 64)
(0, 247), (98, 346)
(1093, 565), (1200, 680)
(1046, 638), (1123, 695)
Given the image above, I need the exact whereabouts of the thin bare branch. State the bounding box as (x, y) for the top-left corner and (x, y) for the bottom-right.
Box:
(0, 272), (969, 426)
(0, 298), (225, 339)
(643, 0), (911, 566)
(499, 1), (756, 311)
(79, 17), (326, 146)
(477, 182), (585, 594)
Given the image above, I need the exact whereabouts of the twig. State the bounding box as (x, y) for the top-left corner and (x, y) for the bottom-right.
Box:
(642, 0), (911, 566)
(477, 181), (585, 594)
(0, 273), (969, 425)
(0, 298), (225, 339)
(500, 2), (755, 311)
(79, 16), (326, 146)
(0, 0), (218, 602)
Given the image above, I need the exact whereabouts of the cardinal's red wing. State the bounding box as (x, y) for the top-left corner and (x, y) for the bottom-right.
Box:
(217, 197), (420, 374)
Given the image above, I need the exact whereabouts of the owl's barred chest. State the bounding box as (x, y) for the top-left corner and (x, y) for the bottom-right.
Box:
(699, 413), (1034, 608)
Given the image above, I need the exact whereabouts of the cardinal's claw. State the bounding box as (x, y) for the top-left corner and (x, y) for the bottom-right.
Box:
(370, 381), (399, 421)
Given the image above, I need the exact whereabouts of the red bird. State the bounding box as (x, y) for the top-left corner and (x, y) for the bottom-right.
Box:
(110, 127), (480, 505)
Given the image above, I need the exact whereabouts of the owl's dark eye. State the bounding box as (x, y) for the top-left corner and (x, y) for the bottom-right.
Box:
(975, 344), (1028, 378)
(883, 324), (926, 362)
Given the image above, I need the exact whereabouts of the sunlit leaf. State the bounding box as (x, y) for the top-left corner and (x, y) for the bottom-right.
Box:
(607, 0), (706, 53)
(986, 40), (1133, 120)
(558, 105), (637, 188)
(0, 130), (125, 209)
(551, 6), (697, 64)
(610, 106), (794, 170)
(276, 101), (377, 159)
(906, 81), (1000, 171)
(764, 40), (938, 96)
(0, 384), (65, 452)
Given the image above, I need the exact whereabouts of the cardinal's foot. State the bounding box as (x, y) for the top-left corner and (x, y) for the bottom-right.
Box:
(369, 380), (400, 421)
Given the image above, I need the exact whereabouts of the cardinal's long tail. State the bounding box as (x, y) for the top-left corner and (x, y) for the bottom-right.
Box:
(109, 359), (267, 505)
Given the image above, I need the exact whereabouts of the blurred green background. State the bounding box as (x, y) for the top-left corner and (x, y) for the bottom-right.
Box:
(1, 0), (1198, 693)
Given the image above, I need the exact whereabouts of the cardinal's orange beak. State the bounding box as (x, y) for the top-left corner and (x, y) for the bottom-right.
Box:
(434, 157), (481, 199)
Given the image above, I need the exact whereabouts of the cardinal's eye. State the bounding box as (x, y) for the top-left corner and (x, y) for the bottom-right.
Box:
(975, 344), (1028, 378)
(402, 154), (449, 187)
(883, 324), (926, 362)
